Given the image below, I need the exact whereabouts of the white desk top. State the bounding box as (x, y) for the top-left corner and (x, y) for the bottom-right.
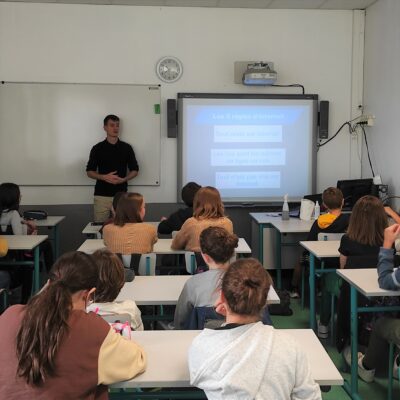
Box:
(116, 275), (280, 305)
(34, 216), (65, 227)
(77, 238), (251, 255)
(300, 240), (341, 258)
(112, 329), (343, 389)
(0, 235), (48, 250)
(82, 223), (102, 235)
(250, 213), (314, 233)
(82, 221), (160, 235)
(337, 269), (400, 297)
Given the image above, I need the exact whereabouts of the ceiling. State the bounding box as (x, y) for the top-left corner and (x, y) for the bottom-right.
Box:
(0, 0), (379, 9)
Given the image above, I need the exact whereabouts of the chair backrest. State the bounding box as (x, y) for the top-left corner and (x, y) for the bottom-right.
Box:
(318, 232), (345, 242)
(121, 253), (156, 276)
(184, 252), (197, 274)
(0, 225), (13, 235)
(100, 313), (132, 324)
(185, 306), (225, 329)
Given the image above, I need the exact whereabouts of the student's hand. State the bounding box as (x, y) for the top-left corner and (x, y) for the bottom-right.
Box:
(214, 299), (227, 317)
(23, 219), (37, 234)
(102, 171), (124, 185)
(160, 217), (167, 221)
(383, 224), (400, 249)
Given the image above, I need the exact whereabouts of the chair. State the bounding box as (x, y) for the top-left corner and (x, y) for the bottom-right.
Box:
(120, 253), (157, 276)
(185, 306), (225, 329)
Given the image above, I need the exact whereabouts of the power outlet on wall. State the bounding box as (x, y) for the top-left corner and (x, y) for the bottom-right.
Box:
(359, 114), (375, 126)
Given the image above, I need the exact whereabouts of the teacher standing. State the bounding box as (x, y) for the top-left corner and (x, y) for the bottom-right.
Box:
(86, 114), (139, 222)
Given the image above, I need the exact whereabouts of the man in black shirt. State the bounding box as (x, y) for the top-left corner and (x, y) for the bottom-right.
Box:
(86, 114), (139, 222)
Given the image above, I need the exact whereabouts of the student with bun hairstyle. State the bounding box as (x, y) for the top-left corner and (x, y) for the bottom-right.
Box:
(87, 249), (143, 331)
(189, 258), (321, 400)
(173, 226), (238, 329)
(103, 192), (157, 255)
(0, 251), (146, 399)
(171, 187), (233, 252)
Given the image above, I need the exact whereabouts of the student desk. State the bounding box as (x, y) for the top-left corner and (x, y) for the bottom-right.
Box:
(250, 213), (314, 289)
(116, 275), (280, 305)
(82, 221), (160, 238)
(299, 240), (341, 331)
(110, 329), (343, 398)
(337, 269), (400, 400)
(0, 235), (48, 293)
(77, 238), (251, 256)
(34, 216), (65, 259)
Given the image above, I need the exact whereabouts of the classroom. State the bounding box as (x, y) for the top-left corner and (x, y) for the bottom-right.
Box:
(0, 0), (399, 399)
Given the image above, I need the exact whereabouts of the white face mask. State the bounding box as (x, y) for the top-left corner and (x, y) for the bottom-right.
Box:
(85, 289), (96, 309)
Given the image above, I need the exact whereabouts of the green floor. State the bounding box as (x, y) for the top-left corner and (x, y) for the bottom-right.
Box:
(271, 299), (399, 400)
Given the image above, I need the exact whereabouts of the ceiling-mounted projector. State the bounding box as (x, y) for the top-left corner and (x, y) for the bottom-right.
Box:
(242, 62), (277, 86)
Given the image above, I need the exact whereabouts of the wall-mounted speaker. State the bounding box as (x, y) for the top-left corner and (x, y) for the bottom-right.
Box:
(167, 99), (177, 138)
(319, 101), (329, 139)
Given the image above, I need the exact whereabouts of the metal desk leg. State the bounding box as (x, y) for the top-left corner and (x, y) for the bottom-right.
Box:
(258, 224), (264, 264)
(350, 285), (359, 396)
(33, 246), (40, 293)
(388, 342), (394, 400)
(275, 229), (282, 289)
(146, 256), (150, 276)
(309, 254), (316, 331)
(54, 225), (60, 259)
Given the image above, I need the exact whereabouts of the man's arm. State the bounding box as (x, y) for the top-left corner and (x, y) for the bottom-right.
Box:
(87, 170), (124, 185)
(121, 170), (138, 183)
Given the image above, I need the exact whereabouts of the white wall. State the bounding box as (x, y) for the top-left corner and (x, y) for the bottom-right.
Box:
(0, 3), (357, 204)
(363, 0), (400, 209)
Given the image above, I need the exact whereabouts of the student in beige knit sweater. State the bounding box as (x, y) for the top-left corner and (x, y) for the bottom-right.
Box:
(103, 192), (157, 255)
(171, 186), (233, 253)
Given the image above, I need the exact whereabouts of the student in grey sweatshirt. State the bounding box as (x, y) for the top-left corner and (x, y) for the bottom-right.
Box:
(354, 223), (400, 383)
(173, 226), (238, 330)
(188, 258), (321, 400)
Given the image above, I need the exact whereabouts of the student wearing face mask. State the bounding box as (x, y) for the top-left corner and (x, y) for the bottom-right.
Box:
(0, 251), (146, 399)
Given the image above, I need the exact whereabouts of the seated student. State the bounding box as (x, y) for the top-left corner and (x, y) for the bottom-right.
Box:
(0, 251), (146, 398)
(103, 192), (157, 255)
(348, 224), (400, 382)
(337, 195), (388, 353)
(0, 237), (10, 290)
(99, 191), (125, 235)
(0, 182), (54, 303)
(339, 195), (387, 269)
(171, 186), (233, 253)
(158, 182), (201, 235)
(173, 226), (238, 329)
(291, 187), (349, 298)
(188, 258), (321, 400)
(87, 249), (144, 331)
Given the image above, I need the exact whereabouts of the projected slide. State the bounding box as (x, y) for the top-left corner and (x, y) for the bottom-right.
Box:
(179, 96), (316, 202)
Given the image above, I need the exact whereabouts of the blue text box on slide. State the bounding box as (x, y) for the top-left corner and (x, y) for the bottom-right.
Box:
(211, 149), (286, 167)
(216, 171), (281, 189)
(214, 125), (282, 143)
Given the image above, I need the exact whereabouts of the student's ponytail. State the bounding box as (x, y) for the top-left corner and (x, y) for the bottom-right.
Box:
(16, 251), (98, 386)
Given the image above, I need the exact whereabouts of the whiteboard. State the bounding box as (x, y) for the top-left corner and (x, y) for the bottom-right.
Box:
(0, 82), (161, 186)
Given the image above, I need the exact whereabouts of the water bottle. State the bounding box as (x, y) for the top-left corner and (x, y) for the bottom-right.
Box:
(282, 194), (289, 221)
(314, 201), (320, 220)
